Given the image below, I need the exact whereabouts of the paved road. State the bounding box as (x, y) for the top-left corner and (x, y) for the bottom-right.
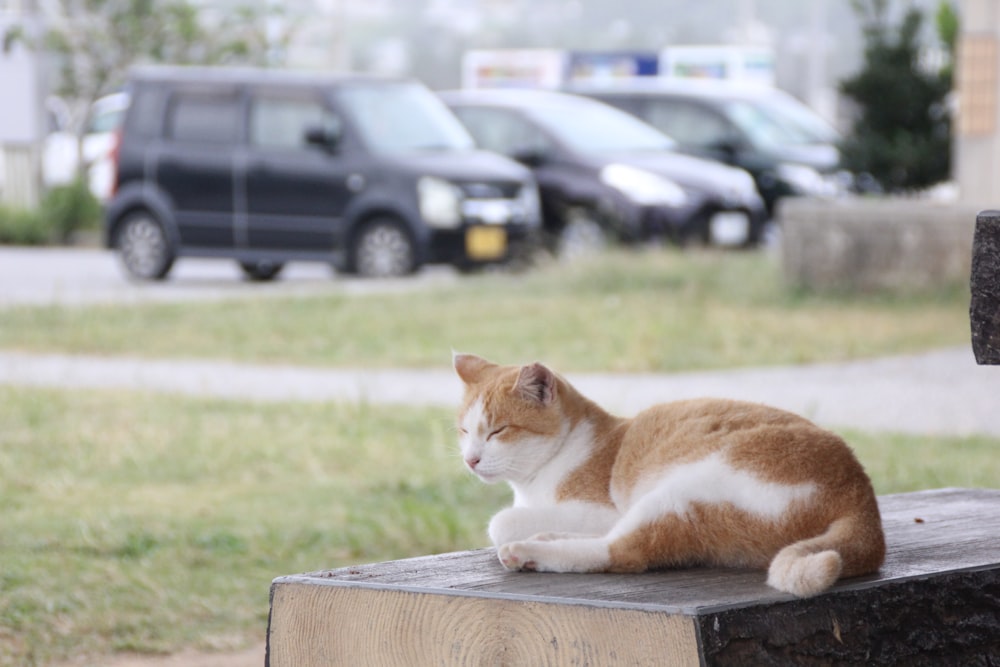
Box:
(1, 346), (995, 437)
(0, 246), (458, 306)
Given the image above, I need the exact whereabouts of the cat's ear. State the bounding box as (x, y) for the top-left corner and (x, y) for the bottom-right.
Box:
(514, 362), (556, 406)
(453, 352), (496, 385)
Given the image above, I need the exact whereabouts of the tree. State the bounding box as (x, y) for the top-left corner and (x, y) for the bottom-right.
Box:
(13, 0), (294, 176)
(838, 1), (954, 192)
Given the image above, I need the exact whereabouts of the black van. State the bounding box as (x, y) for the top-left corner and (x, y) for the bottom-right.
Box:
(104, 66), (541, 280)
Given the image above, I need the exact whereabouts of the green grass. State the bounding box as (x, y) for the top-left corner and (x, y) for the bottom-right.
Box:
(0, 249), (980, 665)
(0, 387), (508, 665)
(0, 249), (970, 372)
(1, 386), (998, 666)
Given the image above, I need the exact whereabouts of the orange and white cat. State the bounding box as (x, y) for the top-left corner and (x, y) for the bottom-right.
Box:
(454, 353), (886, 598)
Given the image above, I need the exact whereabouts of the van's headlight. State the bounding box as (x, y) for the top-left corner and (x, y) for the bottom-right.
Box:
(418, 176), (462, 228)
(600, 163), (687, 207)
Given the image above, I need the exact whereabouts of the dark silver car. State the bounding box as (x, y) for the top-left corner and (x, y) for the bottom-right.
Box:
(439, 89), (767, 253)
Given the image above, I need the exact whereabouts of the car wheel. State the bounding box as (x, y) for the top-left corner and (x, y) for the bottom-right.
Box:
(557, 209), (607, 260)
(117, 211), (174, 280)
(351, 218), (417, 278)
(239, 260), (284, 282)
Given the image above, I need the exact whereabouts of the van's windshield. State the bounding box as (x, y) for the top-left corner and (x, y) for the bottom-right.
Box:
(336, 82), (475, 154)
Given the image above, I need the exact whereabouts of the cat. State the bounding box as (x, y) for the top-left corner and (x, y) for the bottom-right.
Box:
(453, 353), (886, 598)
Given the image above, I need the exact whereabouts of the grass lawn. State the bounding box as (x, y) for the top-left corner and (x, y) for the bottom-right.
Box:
(2, 387), (998, 666)
(0, 248), (980, 665)
(0, 249), (970, 372)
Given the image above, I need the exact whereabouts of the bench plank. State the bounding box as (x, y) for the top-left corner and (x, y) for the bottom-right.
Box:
(268, 488), (1000, 665)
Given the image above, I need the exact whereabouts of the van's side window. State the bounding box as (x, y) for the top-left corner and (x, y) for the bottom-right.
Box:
(250, 97), (340, 150)
(168, 92), (240, 144)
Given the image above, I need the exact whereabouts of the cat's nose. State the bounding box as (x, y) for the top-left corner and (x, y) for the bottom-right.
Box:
(465, 456), (480, 470)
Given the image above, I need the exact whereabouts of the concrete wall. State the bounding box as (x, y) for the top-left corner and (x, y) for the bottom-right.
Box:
(779, 197), (979, 292)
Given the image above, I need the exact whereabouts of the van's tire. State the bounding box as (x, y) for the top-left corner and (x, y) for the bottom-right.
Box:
(239, 260), (284, 281)
(349, 217), (417, 278)
(116, 211), (174, 281)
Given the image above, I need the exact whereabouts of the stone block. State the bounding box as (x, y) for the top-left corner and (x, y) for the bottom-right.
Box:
(780, 198), (978, 293)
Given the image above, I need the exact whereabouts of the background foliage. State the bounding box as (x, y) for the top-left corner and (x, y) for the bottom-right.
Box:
(839, 1), (954, 192)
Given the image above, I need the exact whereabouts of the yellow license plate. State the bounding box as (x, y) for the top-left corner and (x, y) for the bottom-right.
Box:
(465, 226), (508, 260)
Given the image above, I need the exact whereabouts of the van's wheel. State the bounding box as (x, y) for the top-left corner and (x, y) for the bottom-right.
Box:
(239, 260), (284, 281)
(117, 211), (174, 280)
(350, 217), (417, 278)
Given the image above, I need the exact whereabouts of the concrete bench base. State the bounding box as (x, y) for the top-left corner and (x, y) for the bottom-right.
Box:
(267, 488), (1000, 665)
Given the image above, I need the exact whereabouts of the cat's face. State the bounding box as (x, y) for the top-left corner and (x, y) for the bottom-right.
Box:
(454, 354), (565, 484)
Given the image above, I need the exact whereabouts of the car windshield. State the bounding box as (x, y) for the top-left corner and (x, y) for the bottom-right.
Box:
(722, 99), (820, 150)
(528, 100), (676, 154)
(336, 82), (475, 154)
(754, 94), (840, 144)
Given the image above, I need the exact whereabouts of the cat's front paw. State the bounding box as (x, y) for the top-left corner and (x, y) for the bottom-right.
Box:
(497, 542), (537, 571)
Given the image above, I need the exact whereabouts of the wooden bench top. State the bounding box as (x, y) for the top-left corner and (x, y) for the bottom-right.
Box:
(268, 488), (1000, 665)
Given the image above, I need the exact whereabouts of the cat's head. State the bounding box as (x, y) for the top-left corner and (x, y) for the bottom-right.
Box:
(453, 353), (566, 484)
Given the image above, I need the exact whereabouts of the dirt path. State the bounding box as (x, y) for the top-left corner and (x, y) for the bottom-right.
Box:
(65, 643), (265, 667)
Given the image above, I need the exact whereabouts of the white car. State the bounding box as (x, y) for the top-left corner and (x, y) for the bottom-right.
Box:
(42, 92), (129, 201)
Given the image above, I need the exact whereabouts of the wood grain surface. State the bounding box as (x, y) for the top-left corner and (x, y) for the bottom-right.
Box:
(267, 488), (1000, 665)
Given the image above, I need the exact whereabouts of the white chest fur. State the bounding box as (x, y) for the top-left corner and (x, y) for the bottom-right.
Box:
(509, 419), (596, 507)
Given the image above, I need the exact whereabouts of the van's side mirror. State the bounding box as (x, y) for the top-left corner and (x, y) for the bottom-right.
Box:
(305, 124), (339, 152)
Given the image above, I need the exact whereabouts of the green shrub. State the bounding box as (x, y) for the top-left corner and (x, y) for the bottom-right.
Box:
(839, 4), (953, 192)
(0, 205), (53, 245)
(0, 179), (101, 246)
(41, 178), (102, 242)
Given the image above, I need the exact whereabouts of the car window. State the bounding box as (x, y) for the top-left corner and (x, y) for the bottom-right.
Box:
(642, 99), (731, 149)
(526, 99), (675, 154)
(249, 96), (340, 150)
(87, 107), (126, 135)
(128, 87), (166, 139)
(450, 107), (551, 156)
(335, 82), (473, 154)
(754, 94), (840, 144)
(167, 92), (240, 144)
(723, 100), (804, 149)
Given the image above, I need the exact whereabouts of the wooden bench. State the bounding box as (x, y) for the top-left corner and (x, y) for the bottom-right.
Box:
(266, 488), (1000, 665)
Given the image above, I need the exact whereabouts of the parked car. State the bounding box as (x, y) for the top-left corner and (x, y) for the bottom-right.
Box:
(104, 66), (541, 280)
(438, 89), (766, 253)
(42, 92), (129, 201)
(566, 80), (847, 217)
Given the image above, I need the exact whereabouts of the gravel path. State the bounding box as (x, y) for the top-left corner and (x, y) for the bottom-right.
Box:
(2, 346), (996, 437)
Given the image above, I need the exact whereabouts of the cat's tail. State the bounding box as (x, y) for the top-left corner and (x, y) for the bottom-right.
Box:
(766, 515), (885, 598)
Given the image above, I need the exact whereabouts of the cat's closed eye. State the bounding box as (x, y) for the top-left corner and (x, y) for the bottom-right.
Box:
(487, 426), (508, 440)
